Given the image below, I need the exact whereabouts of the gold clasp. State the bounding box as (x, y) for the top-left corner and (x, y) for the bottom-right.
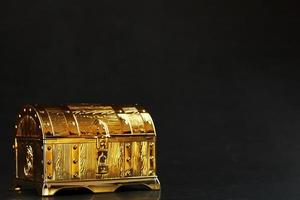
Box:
(95, 135), (109, 177)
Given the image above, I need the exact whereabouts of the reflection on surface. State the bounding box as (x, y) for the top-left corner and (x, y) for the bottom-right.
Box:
(5, 189), (160, 200)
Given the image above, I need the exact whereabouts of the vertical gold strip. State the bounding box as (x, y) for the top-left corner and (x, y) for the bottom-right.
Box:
(71, 144), (79, 179)
(145, 141), (149, 176)
(86, 143), (91, 179)
(119, 142), (125, 177)
(15, 139), (18, 178)
(83, 142), (96, 179)
(86, 143), (93, 179)
(141, 141), (148, 176)
(79, 143), (87, 179)
(105, 143), (112, 178)
(91, 142), (96, 178)
(54, 144), (63, 180)
(150, 141), (156, 175)
(117, 142), (122, 178)
(124, 142), (132, 176)
(64, 144), (71, 180)
(131, 142), (141, 176)
(45, 144), (53, 180)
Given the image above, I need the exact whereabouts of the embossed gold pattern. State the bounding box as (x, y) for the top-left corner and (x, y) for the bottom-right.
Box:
(54, 144), (63, 180)
(13, 104), (160, 196)
(24, 144), (33, 177)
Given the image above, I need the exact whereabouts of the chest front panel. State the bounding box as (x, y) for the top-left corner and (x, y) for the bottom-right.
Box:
(44, 137), (156, 182)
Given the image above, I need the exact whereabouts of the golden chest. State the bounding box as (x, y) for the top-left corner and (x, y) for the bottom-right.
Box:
(13, 104), (160, 196)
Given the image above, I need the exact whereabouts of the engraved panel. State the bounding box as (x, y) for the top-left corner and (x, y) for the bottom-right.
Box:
(24, 144), (34, 178)
(132, 142), (141, 176)
(73, 116), (95, 136)
(53, 144), (71, 180)
(46, 109), (68, 136)
(116, 113), (131, 133)
(102, 114), (122, 134)
(51, 142), (97, 181)
(15, 139), (42, 181)
(140, 113), (155, 133)
(17, 115), (37, 137)
(80, 142), (97, 179)
(105, 142), (123, 178)
(54, 144), (63, 180)
(140, 141), (148, 176)
(79, 144), (87, 178)
(79, 143), (97, 179)
(70, 106), (118, 136)
(149, 142), (156, 175)
(127, 114), (145, 134)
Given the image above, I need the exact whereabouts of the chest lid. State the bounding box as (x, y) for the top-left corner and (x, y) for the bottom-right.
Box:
(15, 104), (156, 138)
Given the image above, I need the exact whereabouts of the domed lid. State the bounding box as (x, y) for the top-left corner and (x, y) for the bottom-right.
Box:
(15, 104), (156, 138)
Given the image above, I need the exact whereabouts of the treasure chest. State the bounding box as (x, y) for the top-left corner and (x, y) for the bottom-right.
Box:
(12, 104), (160, 196)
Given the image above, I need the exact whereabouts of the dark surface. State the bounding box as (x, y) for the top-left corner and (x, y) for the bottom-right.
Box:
(1, 0), (300, 199)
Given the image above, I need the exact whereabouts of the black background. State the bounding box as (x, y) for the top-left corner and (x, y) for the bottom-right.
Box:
(1, 0), (300, 199)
